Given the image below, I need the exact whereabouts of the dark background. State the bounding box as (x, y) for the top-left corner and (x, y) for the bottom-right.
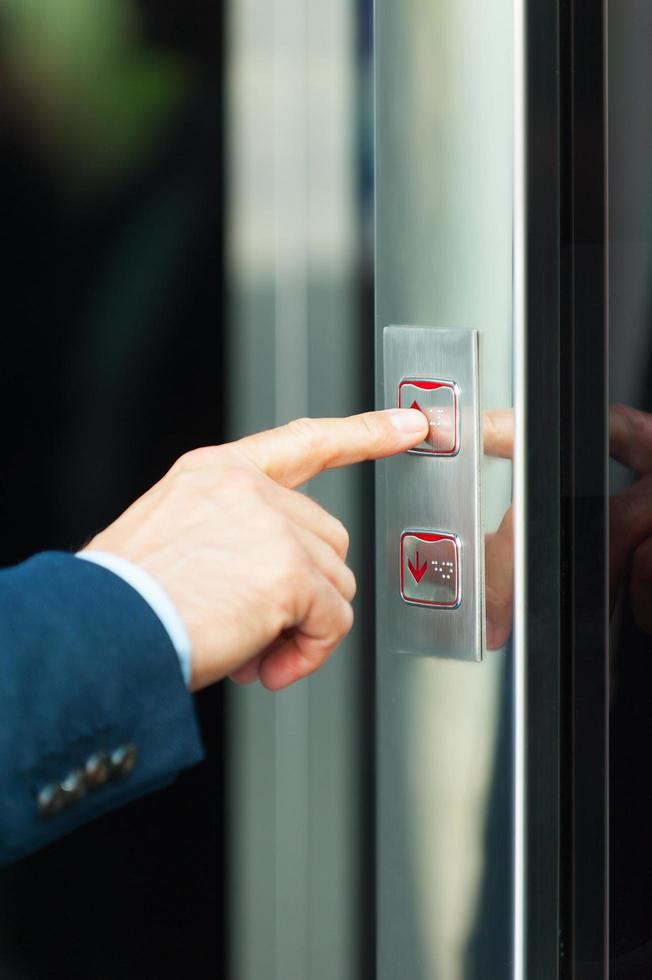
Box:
(609, 2), (652, 975)
(0, 1), (227, 975)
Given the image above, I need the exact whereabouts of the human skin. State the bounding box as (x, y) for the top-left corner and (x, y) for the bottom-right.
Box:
(86, 408), (429, 692)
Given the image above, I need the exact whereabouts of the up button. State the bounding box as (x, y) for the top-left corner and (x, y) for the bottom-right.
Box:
(398, 379), (460, 455)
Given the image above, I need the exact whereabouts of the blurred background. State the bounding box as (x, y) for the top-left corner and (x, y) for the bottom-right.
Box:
(0, 0), (375, 977)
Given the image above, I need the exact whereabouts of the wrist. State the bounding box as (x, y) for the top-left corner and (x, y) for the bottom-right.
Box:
(76, 549), (194, 688)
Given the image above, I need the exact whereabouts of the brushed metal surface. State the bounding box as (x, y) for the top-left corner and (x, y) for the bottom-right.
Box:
(383, 325), (484, 661)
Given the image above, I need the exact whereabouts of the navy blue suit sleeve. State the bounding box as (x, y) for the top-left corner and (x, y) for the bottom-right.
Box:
(0, 552), (205, 866)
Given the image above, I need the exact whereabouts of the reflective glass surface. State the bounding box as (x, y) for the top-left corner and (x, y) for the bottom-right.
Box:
(609, 4), (652, 974)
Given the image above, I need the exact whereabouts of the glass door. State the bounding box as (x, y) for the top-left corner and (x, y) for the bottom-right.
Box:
(609, 3), (652, 976)
(375, 2), (608, 978)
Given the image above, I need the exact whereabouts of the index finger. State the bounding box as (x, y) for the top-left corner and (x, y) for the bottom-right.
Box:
(231, 409), (429, 488)
(483, 409), (514, 459)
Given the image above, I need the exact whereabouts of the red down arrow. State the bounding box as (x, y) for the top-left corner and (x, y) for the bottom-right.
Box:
(408, 551), (428, 584)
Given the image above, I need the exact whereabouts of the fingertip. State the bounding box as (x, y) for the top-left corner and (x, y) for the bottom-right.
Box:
(387, 408), (429, 439)
(485, 617), (512, 651)
(259, 658), (295, 692)
(486, 619), (497, 650)
(229, 657), (262, 685)
(258, 636), (327, 691)
(340, 596), (355, 633)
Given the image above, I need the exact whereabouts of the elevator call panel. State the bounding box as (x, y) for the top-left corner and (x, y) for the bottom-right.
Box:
(383, 327), (484, 662)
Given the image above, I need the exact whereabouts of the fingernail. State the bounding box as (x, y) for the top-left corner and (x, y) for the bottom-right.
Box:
(388, 408), (428, 434)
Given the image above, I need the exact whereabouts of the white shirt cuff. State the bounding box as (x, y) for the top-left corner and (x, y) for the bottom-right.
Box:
(76, 550), (193, 688)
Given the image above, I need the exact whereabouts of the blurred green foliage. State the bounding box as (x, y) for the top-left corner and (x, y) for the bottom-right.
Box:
(0, 0), (191, 187)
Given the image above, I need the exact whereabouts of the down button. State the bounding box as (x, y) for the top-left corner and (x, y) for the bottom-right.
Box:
(400, 530), (461, 608)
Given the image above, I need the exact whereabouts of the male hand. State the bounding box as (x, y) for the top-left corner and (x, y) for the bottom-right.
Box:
(85, 410), (428, 692)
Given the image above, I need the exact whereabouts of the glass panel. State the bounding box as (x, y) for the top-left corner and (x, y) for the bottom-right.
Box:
(226, 1), (374, 977)
(609, 4), (652, 974)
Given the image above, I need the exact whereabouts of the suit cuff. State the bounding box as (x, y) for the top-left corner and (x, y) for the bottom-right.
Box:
(76, 551), (193, 687)
(0, 551), (204, 865)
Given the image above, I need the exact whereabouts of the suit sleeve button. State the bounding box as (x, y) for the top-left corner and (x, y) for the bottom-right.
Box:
(37, 783), (67, 819)
(109, 744), (138, 779)
(60, 769), (87, 805)
(84, 752), (111, 789)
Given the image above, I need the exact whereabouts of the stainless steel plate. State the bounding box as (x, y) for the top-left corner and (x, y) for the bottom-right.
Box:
(382, 325), (484, 661)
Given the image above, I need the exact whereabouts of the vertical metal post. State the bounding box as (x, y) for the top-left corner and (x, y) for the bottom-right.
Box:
(226, 2), (364, 977)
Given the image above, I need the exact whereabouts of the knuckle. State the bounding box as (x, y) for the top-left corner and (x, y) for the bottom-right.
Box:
(276, 538), (310, 583)
(287, 416), (321, 452)
(167, 451), (194, 476)
(222, 465), (262, 496)
(302, 494), (350, 555)
(612, 403), (652, 452)
(359, 412), (382, 449)
(335, 560), (357, 601)
(173, 446), (222, 472)
(337, 601), (355, 639)
(345, 568), (357, 601)
(333, 519), (350, 555)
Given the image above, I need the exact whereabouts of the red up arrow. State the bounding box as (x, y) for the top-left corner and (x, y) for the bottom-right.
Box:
(408, 551), (428, 584)
(410, 399), (422, 412)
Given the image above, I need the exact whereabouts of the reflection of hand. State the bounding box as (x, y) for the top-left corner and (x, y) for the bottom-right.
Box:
(482, 403), (652, 647)
(85, 409), (428, 692)
(609, 404), (652, 632)
(483, 411), (514, 650)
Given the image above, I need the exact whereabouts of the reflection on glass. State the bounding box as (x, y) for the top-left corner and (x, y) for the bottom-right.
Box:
(609, 5), (652, 970)
(610, 405), (652, 972)
(609, 404), (652, 629)
(483, 410), (514, 652)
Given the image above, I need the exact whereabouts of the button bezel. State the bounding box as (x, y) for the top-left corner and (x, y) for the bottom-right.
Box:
(398, 377), (461, 456)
